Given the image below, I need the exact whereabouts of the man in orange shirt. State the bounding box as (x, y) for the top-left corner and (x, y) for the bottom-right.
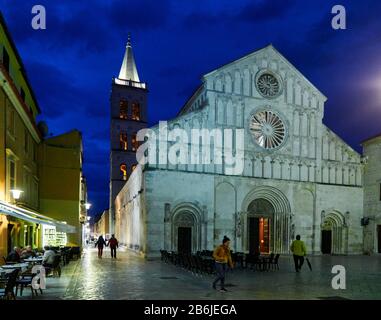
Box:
(212, 236), (233, 292)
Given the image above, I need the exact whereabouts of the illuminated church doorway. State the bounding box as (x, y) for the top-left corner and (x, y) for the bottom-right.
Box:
(248, 199), (273, 254)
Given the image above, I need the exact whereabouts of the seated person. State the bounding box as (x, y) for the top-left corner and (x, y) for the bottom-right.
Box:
(6, 247), (21, 263)
(42, 246), (56, 268)
(20, 245), (36, 259)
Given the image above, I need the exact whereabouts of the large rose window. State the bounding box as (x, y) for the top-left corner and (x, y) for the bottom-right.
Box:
(250, 110), (286, 149)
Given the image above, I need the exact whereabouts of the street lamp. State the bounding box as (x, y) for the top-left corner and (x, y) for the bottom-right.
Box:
(10, 189), (23, 200)
(86, 216), (91, 221)
(85, 203), (91, 210)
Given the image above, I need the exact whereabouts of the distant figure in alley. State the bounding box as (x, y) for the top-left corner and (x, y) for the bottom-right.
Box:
(95, 235), (107, 258)
(290, 235), (307, 272)
(212, 236), (234, 292)
(107, 234), (119, 259)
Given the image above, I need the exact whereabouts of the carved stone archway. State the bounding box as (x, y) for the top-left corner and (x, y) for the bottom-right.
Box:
(321, 210), (348, 255)
(240, 186), (291, 254)
(168, 202), (202, 253)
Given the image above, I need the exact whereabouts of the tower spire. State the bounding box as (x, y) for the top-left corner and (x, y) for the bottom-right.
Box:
(118, 34), (140, 82)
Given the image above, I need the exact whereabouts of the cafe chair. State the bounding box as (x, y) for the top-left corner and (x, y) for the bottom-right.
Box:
(0, 269), (19, 300)
(270, 254), (280, 270)
(3, 256), (16, 265)
(15, 271), (42, 297)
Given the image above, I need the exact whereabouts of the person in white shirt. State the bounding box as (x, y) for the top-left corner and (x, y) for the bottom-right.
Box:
(42, 246), (56, 267)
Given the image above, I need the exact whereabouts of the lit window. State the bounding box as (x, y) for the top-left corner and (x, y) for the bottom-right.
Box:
(132, 134), (139, 151)
(132, 102), (140, 121)
(120, 164), (127, 181)
(120, 132), (128, 150)
(119, 100), (128, 119)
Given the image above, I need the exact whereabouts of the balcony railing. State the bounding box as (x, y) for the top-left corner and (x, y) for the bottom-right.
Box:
(113, 77), (147, 89)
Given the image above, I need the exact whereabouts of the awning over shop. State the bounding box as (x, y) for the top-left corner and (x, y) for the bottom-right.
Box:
(0, 201), (76, 233)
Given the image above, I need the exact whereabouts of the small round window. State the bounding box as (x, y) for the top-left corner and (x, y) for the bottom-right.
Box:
(256, 72), (281, 98)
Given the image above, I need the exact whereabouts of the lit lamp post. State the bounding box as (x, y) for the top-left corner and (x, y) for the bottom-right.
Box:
(84, 203), (91, 245)
(10, 189), (23, 204)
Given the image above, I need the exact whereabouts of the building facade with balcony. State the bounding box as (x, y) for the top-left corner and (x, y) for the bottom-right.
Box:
(0, 12), (44, 258)
(0, 13), (82, 260)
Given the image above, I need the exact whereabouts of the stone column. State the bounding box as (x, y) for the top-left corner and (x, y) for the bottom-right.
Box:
(272, 214), (276, 253)
(164, 203), (171, 250)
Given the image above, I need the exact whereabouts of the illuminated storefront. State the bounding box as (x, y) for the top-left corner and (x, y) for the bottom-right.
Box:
(0, 201), (76, 251)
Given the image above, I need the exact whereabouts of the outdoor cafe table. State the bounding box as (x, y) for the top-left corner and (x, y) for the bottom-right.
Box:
(0, 262), (29, 277)
(23, 257), (43, 265)
(0, 263), (29, 273)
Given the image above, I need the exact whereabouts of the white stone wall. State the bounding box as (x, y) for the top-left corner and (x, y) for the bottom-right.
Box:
(315, 184), (363, 254)
(363, 137), (381, 253)
(144, 170), (214, 258)
(115, 165), (146, 254)
(139, 169), (363, 258)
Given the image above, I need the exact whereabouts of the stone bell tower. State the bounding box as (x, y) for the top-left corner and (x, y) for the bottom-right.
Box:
(109, 35), (148, 234)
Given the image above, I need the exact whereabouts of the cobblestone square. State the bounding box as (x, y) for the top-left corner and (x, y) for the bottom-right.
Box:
(19, 248), (381, 300)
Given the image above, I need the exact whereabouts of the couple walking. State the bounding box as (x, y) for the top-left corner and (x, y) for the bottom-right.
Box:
(95, 234), (119, 259)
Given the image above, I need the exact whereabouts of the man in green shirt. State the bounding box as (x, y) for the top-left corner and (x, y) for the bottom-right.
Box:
(290, 235), (307, 272)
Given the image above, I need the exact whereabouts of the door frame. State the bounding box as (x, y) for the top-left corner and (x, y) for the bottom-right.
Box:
(177, 227), (192, 254)
(248, 216), (271, 254)
(321, 229), (332, 254)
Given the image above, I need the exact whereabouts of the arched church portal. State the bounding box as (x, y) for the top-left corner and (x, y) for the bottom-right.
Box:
(170, 204), (201, 253)
(321, 212), (348, 255)
(247, 199), (274, 254)
(241, 186), (292, 254)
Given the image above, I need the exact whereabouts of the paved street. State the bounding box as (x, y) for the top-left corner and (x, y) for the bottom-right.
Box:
(20, 248), (381, 300)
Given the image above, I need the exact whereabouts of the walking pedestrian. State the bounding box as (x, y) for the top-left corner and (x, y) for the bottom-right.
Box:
(212, 236), (234, 292)
(290, 235), (307, 272)
(95, 235), (107, 258)
(107, 234), (119, 259)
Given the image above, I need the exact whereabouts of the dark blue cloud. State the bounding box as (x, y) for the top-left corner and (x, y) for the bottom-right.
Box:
(236, 0), (298, 22)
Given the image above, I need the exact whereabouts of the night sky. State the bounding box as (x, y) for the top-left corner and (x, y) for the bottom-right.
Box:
(2, 0), (381, 218)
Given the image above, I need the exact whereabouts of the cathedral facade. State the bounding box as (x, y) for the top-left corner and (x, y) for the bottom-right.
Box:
(114, 44), (368, 258)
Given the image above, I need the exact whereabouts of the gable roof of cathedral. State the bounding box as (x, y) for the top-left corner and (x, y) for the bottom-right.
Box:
(202, 44), (327, 101)
(118, 34), (140, 82)
(177, 84), (204, 116)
